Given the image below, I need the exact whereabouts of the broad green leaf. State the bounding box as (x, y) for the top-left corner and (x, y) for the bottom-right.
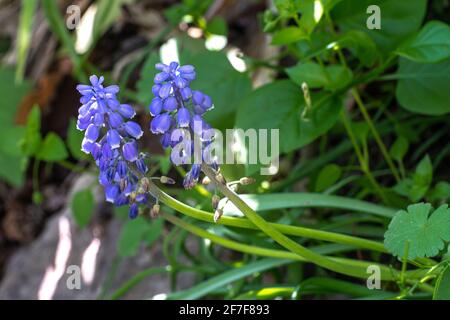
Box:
(434, 264), (450, 300)
(332, 0), (427, 53)
(389, 136), (409, 162)
(0, 67), (32, 126)
(286, 62), (352, 90)
(206, 17), (228, 36)
(166, 258), (292, 300)
(143, 218), (164, 246)
(136, 52), (160, 107)
(0, 126), (26, 157)
(36, 132), (68, 162)
(236, 80), (342, 155)
(384, 203), (450, 259)
(0, 67), (32, 185)
(337, 30), (379, 67)
(71, 188), (95, 229)
(21, 105), (41, 156)
(67, 118), (88, 160)
(271, 27), (307, 45)
(297, 0), (320, 34)
(315, 164), (342, 192)
(16, 0), (38, 83)
(117, 218), (162, 257)
(396, 21), (450, 63)
(0, 152), (26, 186)
(395, 58), (450, 115)
(182, 51), (252, 128)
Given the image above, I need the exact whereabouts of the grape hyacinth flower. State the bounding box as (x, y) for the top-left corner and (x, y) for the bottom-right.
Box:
(76, 75), (150, 219)
(148, 62), (217, 189)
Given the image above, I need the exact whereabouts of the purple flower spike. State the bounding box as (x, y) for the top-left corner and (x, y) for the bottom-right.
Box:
(123, 140), (139, 162)
(124, 121), (143, 139)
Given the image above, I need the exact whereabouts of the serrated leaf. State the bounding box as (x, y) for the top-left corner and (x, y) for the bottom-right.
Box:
(384, 203), (450, 259)
(396, 21), (450, 63)
(71, 188), (95, 229)
(36, 132), (68, 162)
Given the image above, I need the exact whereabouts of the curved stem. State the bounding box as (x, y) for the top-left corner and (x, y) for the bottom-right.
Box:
(163, 213), (426, 282)
(200, 165), (378, 279)
(145, 180), (387, 253)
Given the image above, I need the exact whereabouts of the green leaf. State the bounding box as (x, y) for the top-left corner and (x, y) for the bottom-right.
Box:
(182, 51), (252, 129)
(16, 0), (38, 83)
(396, 21), (450, 63)
(206, 17), (228, 36)
(410, 155), (433, 201)
(429, 182), (450, 202)
(389, 136), (409, 162)
(271, 27), (307, 45)
(36, 132), (68, 162)
(332, 0), (427, 53)
(93, 0), (134, 45)
(21, 105), (41, 156)
(236, 80), (342, 155)
(136, 52), (160, 107)
(384, 203), (450, 260)
(220, 192), (395, 218)
(286, 62), (352, 90)
(0, 126), (26, 157)
(71, 189), (95, 229)
(395, 58), (450, 115)
(0, 67), (32, 185)
(117, 218), (162, 257)
(315, 164), (342, 192)
(434, 264), (450, 300)
(42, 0), (83, 79)
(0, 67), (32, 127)
(166, 258), (292, 300)
(67, 118), (88, 160)
(337, 30), (379, 67)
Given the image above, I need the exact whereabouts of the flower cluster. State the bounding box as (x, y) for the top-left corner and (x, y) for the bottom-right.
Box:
(76, 75), (149, 219)
(148, 62), (216, 188)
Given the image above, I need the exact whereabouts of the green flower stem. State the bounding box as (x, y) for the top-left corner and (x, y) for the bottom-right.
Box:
(145, 180), (387, 253)
(200, 165), (383, 279)
(351, 88), (401, 182)
(163, 213), (426, 282)
(340, 110), (389, 204)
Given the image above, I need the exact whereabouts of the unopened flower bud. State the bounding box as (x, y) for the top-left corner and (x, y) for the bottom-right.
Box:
(212, 195), (220, 210)
(202, 176), (211, 185)
(140, 177), (150, 192)
(215, 173), (226, 184)
(239, 177), (255, 185)
(214, 209), (223, 223)
(150, 204), (160, 218)
(160, 176), (176, 184)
